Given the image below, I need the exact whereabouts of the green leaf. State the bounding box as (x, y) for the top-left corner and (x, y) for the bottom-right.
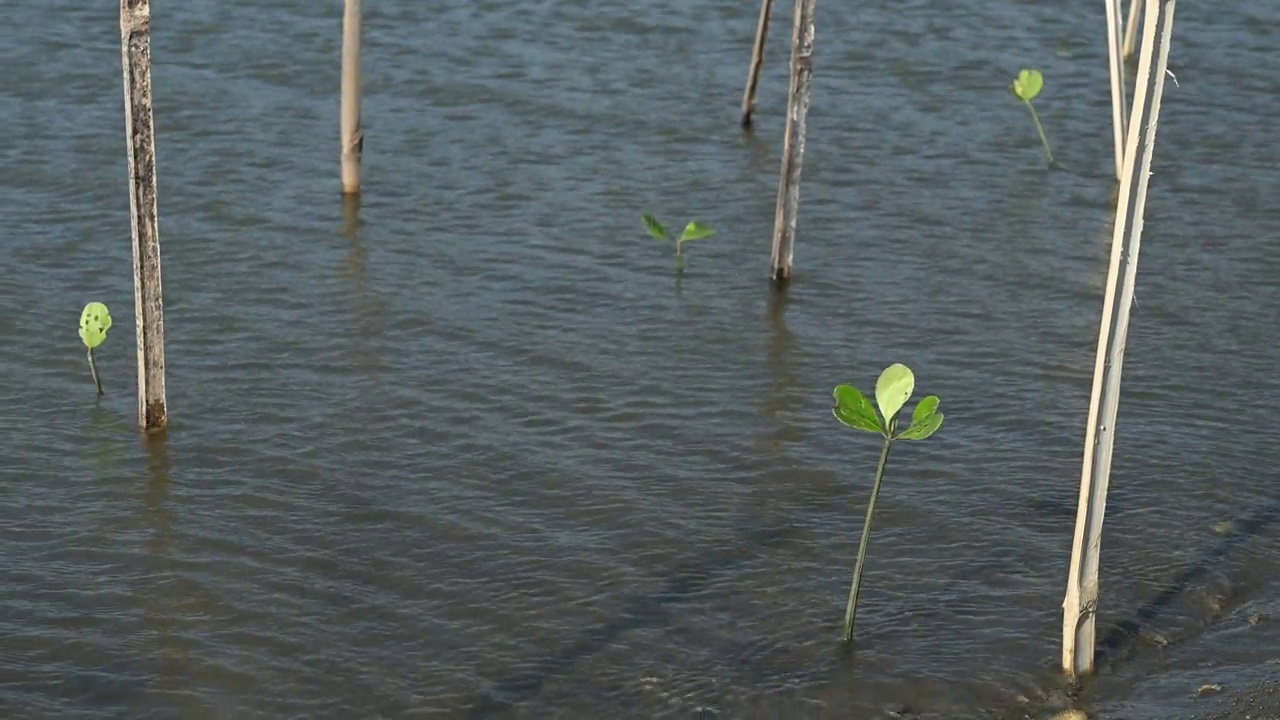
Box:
(832, 384), (883, 434)
(79, 302), (112, 350)
(875, 363), (915, 423)
(911, 395), (940, 427)
(1012, 69), (1043, 102)
(679, 222), (717, 243)
(642, 214), (668, 241)
(897, 411), (943, 441)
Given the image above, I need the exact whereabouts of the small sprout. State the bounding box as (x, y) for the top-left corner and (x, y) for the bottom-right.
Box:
(1012, 69), (1054, 166)
(79, 302), (112, 396)
(642, 214), (717, 273)
(832, 363), (944, 642)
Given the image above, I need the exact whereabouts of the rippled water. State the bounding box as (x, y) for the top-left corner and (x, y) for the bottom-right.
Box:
(3, 1), (1280, 718)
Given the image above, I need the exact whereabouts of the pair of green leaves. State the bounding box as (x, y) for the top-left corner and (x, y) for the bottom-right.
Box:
(832, 363), (943, 441)
(642, 214), (717, 272)
(642, 214), (717, 244)
(79, 302), (112, 350)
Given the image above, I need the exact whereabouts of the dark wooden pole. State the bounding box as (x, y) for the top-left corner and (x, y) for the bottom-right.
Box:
(740, 0), (776, 128)
(120, 0), (167, 432)
(768, 0), (817, 285)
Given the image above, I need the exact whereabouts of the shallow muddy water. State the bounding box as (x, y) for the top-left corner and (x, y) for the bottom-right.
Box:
(3, 1), (1279, 717)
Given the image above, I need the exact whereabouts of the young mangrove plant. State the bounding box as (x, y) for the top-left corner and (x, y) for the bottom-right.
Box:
(79, 302), (112, 396)
(832, 362), (944, 642)
(1012, 69), (1054, 166)
(641, 214), (717, 273)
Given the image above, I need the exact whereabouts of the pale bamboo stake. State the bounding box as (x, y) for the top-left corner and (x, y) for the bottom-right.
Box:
(340, 0), (363, 195)
(1122, 0), (1143, 60)
(1063, 0), (1176, 679)
(120, 0), (168, 432)
(740, 0), (776, 128)
(768, 0), (817, 285)
(1104, 0), (1128, 181)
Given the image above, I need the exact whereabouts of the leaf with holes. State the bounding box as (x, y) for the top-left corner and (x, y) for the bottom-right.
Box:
(1012, 69), (1043, 102)
(833, 384), (883, 434)
(898, 396), (943, 441)
(79, 302), (112, 350)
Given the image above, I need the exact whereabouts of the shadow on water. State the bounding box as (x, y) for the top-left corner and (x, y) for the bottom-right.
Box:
(462, 525), (804, 719)
(1093, 489), (1280, 670)
(760, 287), (804, 453)
(137, 434), (182, 697)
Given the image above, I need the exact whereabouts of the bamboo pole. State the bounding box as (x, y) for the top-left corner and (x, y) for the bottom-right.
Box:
(740, 0), (776, 128)
(1063, 0), (1176, 679)
(1122, 0), (1143, 60)
(120, 0), (168, 432)
(1104, 0), (1128, 181)
(340, 0), (363, 195)
(768, 0), (817, 286)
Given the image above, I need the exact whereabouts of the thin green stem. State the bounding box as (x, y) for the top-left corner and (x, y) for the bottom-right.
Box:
(675, 241), (685, 272)
(843, 431), (894, 642)
(1023, 99), (1054, 166)
(88, 347), (104, 396)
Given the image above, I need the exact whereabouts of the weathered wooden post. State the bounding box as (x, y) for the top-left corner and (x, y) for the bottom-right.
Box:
(740, 0), (776, 128)
(120, 0), (167, 432)
(1104, 0), (1128, 181)
(1063, 0), (1177, 679)
(768, 0), (817, 286)
(340, 0), (363, 195)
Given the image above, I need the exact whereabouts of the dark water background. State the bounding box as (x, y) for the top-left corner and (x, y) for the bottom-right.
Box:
(2, 1), (1279, 717)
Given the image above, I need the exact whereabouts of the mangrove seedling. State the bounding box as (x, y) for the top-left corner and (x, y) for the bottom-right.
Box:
(832, 362), (944, 642)
(642, 214), (717, 272)
(79, 302), (112, 396)
(1012, 69), (1054, 166)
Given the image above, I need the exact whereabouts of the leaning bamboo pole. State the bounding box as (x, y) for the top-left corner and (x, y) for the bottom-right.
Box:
(740, 0), (776, 128)
(1122, 0), (1143, 60)
(1062, 0), (1177, 679)
(1104, 0), (1128, 181)
(119, 0), (168, 432)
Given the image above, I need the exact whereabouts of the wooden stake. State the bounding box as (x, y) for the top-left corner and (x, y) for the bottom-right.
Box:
(1122, 0), (1143, 60)
(1063, 0), (1176, 679)
(120, 0), (167, 432)
(1104, 0), (1129, 181)
(340, 0), (363, 195)
(740, 0), (776, 128)
(768, 0), (817, 286)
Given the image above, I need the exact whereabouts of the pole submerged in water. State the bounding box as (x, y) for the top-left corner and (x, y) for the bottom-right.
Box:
(119, 0), (168, 432)
(340, 0), (363, 196)
(740, 0), (775, 128)
(768, 0), (817, 286)
(1063, 0), (1177, 679)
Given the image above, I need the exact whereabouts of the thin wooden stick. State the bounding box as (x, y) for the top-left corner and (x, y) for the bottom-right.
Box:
(120, 0), (168, 431)
(1104, 0), (1128, 181)
(1063, 0), (1176, 679)
(340, 0), (363, 195)
(768, 0), (817, 286)
(740, 0), (776, 128)
(1122, 0), (1143, 60)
